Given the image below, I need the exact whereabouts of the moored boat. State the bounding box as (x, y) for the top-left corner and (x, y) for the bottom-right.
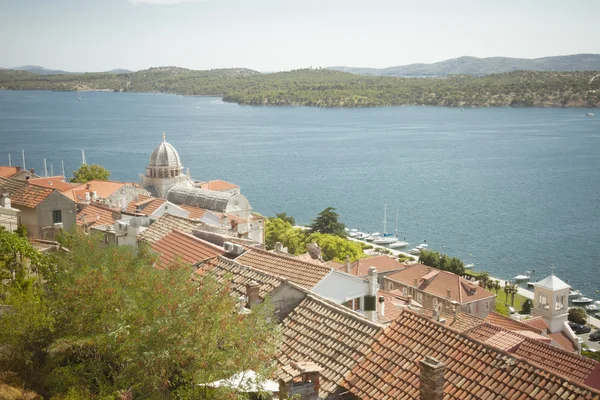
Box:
(373, 237), (397, 245)
(408, 248), (421, 255)
(569, 289), (583, 298)
(572, 297), (593, 305)
(388, 241), (409, 249)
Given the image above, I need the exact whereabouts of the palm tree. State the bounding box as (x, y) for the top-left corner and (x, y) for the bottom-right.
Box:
(508, 284), (519, 307)
(480, 272), (490, 289)
(493, 280), (501, 294)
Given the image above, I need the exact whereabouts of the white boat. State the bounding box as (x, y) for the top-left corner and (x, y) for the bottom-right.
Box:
(355, 232), (368, 240)
(572, 297), (593, 305)
(364, 235), (375, 242)
(408, 248), (421, 255)
(388, 241), (409, 249)
(373, 237), (397, 245)
(585, 304), (600, 312)
(585, 112), (594, 117)
(513, 274), (530, 281)
(371, 232), (380, 237)
(569, 289), (583, 298)
(416, 243), (429, 250)
(464, 263), (474, 269)
(77, 91), (82, 101)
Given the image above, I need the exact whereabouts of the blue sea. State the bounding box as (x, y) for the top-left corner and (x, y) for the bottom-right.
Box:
(1, 91), (599, 297)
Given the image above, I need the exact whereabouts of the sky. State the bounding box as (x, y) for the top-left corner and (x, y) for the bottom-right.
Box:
(1, 0), (599, 72)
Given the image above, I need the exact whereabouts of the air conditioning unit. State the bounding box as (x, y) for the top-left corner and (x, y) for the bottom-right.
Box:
(223, 241), (235, 253)
(53, 222), (64, 229)
(232, 244), (244, 255)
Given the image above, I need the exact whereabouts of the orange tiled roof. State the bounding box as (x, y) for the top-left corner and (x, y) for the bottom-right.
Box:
(76, 203), (119, 227)
(199, 180), (239, 191)
(0, 177), (55, 208)
(485, 311), (543, 334)
(465, 323), (598, 385)
(137, 213), (203, 244)
(0, 166), (19, 178)
(151, 229), (224, 269)
(28, 176), (75, 192)
(522, 316), (550, 332)
(179, 204), (208, 219)
(235, 248), (331, 289)
(336, 255), (406, 277)
(278, 294), (383, 398)
(125, 196), (166, 215)
(548, 331), (577, 353)
(343, 311), (600, 399)
(386, 263), (495, 304)
(418, 307), (485, 332)
(195, 256), (285, 299)
(64, 180), (132, 201)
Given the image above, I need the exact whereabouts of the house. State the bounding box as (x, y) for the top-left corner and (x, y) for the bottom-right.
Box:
(0, 166), (40, 181)
(136, 213), (205, 245)
(342, 310), (600, 399)
(0, 194), (20, 232)
(0, 177), (76, 239)
(383, 263), (496, 317)
(124, 195), (189, 219)
(28, 176), (75, 192)
(335, 254), (406, 282)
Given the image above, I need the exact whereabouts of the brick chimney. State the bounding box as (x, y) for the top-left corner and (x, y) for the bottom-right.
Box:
(420, 356), (445, 400)
(366, 267), (379, 322)
(29, 168), (34, 174)
(246, 281), (260, 309)
(345, 254), (351, 273)
(16, 166), (22, 172)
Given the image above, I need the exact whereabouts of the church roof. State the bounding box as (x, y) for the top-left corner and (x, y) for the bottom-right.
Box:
(148, 136), (182, 168)
(532, 274), (570, 291)
(166, 186), (235, 212)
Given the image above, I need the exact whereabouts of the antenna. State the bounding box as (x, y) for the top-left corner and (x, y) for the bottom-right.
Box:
(8, 154), (11, 167)
(50, 163), (54, 177)
(81, 149), (87, 165)
(44, 158), (48, 177)
(550, 264), (555, 276)
(22, 149), (26, 170)
(61, 160), (66, 179)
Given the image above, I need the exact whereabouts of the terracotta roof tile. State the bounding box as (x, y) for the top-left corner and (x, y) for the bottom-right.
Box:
(76, 203), (119, 227)
(0, 166), (18, 178)
(195, 256), (285, 299)
(466, 323), (598, 385)
(65, 180), (135, 201)
(151, 229), (224, 268)
(28, 176), (75, 192)
(386, 264), (495, 304)
(0, 177), (56, 208)
(125, 196), (166, 215)
(199, 180), (239, 191)
(418, 307), (485, 332)
(179, 204), (208, 219)
(335, 255), (406, 277)
(485, 312), (543, 334)
(137, 214), (203, 244)
(547, 331), (577, 353)
(235, 248), (331, 289)
(343, 311), (600, 399)
(278, 294), (383, 397)
(522, 316), (550, 332)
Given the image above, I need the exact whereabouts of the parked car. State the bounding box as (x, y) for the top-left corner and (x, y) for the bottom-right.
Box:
(568, 321), (591, 334)
(590, 330), (600, 341)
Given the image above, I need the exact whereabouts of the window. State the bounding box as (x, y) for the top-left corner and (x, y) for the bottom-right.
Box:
(539, 293), (547, 309)
(485, 301), (490, 311)
(52, 210), (62, 224)
(433, 298), (438, 308)
(345, 298), (360, 311)
(416, 293), (423, 303)
(555, 295), (564, 311)
(402, 287), (407, 296)
(467, 304), (472, 314)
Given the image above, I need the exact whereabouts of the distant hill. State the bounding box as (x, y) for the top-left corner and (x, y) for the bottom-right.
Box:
(11, 66), (133, 75)
(329, 54), (600, 76)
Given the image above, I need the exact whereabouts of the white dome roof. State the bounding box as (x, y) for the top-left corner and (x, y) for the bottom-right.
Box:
(148, 135), (182, 168)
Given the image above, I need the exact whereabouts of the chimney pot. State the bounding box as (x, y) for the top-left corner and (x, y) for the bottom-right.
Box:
(345, 254), (351, 273)
(16, 166), (22, 172)
(378, 295), (385, 317)
(447, 289), (451, 299)
(30, 168), (34, 174)
(246, 281), (260, 309)
(86, 183), (91, 190)
(274, 242), (283, 252)
(420, 356), (445, 400)
(414, 278), (418, 287)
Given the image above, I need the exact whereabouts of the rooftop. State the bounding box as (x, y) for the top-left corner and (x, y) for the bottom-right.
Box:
(179, 204), (208, 219)
(336, 255), (406, 277)
(235, 248), (332, 289)
(0, 177), (56, 208)
(28, 176), (75, 192)
(76, 203), (119, 227)
(151, 229), (225, 269)
(137, 213), (203, 244)
(533, 274), (571, 291)
(386, 263), (495, 303)
(484, 311), (543, 334)
(521, 316), (550, 332)
(343, 311), (600, 399)
(0, 166), (19, 178)
(199, 180), (239, 191)
(125, 195), (167, 215)
(64, 180), (135, 202)
(278, 294), (383, 398)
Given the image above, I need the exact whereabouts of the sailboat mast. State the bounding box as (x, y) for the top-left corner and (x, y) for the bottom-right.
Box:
(61, 160), (66, 179)
(44, 158), (48, 177)
(8, 154), (11, 167)
(383, 204), (387, 235)
(395, 209), (399, 237)
(22, 150), (26, 170)
(81, 149), (87, 165)
(50, 163), (54, 177)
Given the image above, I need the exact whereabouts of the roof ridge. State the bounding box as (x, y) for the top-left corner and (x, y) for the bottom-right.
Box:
(399, 311), (600, 395)
(305, 293), (384, 330)
(171, 228), (226, 252)
(247, 248), (332, 273)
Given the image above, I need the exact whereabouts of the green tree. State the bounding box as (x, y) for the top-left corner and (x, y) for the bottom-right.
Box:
(521, 299), (533, 314)
(495, 301), (510, 316)
(479, 272), (490, 289)
(419, 250), (440, 268)
(275, 212), (295, 226)
(309, 207), (346, 238)
(568, 307), (588, 324)
(264, 218), (307, 254)
(69, 164), (110, 183)
(307, 232), (364, 262)
(492, 280), (501, 294)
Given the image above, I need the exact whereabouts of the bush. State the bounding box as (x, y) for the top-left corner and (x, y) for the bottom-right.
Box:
(398, 254), (415, 263)
(520, 299), (533, 315)
(568, 307), (588, 324)
(495, 301), (510, 316)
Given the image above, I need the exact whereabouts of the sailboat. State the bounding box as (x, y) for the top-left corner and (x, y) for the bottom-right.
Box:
(77, 91), (82, 102)
(373, 204), (398, 245)
(388, 210), (409, 248)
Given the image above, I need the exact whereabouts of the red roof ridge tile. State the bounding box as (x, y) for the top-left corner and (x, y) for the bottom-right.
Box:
(248, 247), (332, 271)
(171, 228), (227, 253)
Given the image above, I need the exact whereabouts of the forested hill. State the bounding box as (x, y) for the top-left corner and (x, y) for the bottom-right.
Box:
(1, 67), (599, 108)
(329, 54), (600, 76)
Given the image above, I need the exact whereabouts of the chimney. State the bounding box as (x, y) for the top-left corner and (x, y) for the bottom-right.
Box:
(0, 194), (10, 209)
(407, 295), (413, 304)
(86, 183), (91, 190)
(420, 356), (445, 400)
(274, 242), (283, 252)
(366, 267), (379, 322)
(246, 281), (260, 309)
(414, 278), (418, 287)
(446, 289), (451, 299)
(238, 296), (246, 313)
(30, 168), (34, 174)
(345, 254), (351, 273)
(85, 192), (91, 202)
(378, 296), (385, 317)
(16, 166), (22, 172)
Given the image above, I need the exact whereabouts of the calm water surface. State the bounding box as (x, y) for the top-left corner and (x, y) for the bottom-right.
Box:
(1, 91), (599, 297)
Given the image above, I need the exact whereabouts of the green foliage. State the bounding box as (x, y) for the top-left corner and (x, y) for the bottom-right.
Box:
(275, 212), (295, 226)
(582, 351), (600, 362)
(397, 254), (415, 263)
(520, 299), (533, 314)
(309, 207), (346, 238)
(0, 230), (280, 399)
(495, 301), (510, 316)
(70, 164), (110, 183)
(419, 250), (465, 276)
(568, 307), (588, 324)
(1, 68), (598, 108)
(306, 232), (363, 262)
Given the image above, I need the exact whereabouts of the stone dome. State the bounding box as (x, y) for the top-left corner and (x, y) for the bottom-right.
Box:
(148, 134), (182, 168)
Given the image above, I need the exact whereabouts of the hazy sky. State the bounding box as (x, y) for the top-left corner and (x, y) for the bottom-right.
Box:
(1, 0), (599, 72)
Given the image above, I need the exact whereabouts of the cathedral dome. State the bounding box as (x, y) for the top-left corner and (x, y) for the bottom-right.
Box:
(148, 134), (182, 168)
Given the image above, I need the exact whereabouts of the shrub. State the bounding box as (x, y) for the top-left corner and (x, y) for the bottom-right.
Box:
(568, 307), (588, 324)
